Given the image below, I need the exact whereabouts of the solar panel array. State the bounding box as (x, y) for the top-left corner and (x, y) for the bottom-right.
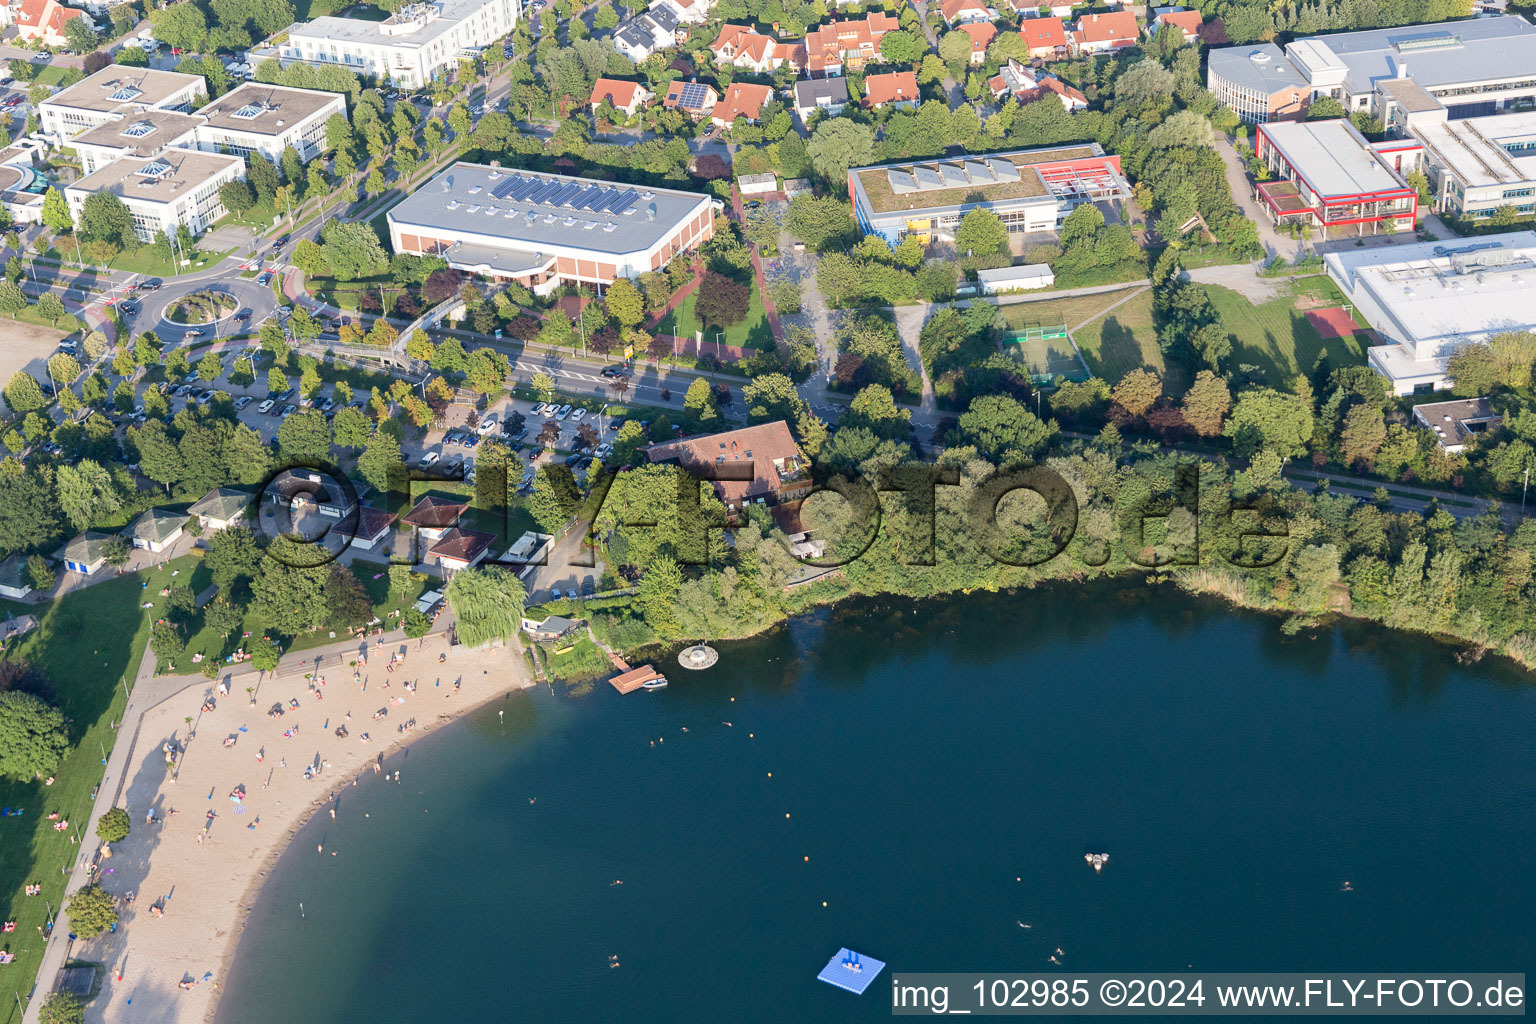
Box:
(676, 81), (712, 110)
(484, 173), (644, 215)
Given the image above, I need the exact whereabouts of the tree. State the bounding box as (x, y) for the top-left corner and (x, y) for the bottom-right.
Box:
(954, 208), (1008, 257)
(277, 408), (332, 463)
(39, 992), (85, 1024)
(954, 394), (1055, 464)
(530, 372), (556, 402)
(26, 553), (54, 591)
(881, 29), (926, 64)
(528, 465), (582, 531)
(292, 239), (328, 277)
(150, 620), (185, 667)
(846, 383), (912, 440)
(5, 371), (45, 413)
(694, 272), (749, 328)
(807, 119), (875, 188)
(0, 279), (27, 316)
(1307, 96), (1346, 120)
(96, 806), (131, 843)
(356, 428), (403, 493)
(938, 30), (973, 67)
(332, 405), (371, 448)
(319, 221), (387, 281)
(403, 608), (432, 638)
(1112, 368), (1162, 417)
(0, 690), (68, 781)
(325, 563), (372, 632)
(47, 352), (81, 385)
(1223, 388), (1313, 457)
(1180, 370), (1231, 436)
(36, 292), (66, 325)
(220, 179), (257, 214)
(464, 348), (510, 394)
(41, 187), (72, 233)
(445, 567), (526, 648)
(1291, 542), (1341, 611)
(55, 459), (120, 532)
(786, 193), (853, 251)
(250, 635), (281, 672)
(605, 277), (645, 330)
(79, 192), (135, 246)
(267, 367), (290, 396)
(65, 883), (118, 938)
(1339, 403), (1387, 466)
(1114, 60), (1176, 109)
(203, 595), (244, 641)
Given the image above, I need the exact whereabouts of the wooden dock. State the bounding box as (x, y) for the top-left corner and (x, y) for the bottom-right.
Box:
(610, 664), (665, 694)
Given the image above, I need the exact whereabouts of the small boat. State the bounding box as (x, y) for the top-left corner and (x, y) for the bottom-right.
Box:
(641, 676), (669, 690)
(1085, 852), (1109, 873)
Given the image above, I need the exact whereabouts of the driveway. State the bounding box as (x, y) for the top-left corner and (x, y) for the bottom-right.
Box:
(1182, 263), (1283, 303)
(1215, 135), (1303, 264)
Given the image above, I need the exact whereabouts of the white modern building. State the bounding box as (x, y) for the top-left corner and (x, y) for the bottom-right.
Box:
(1408, 104), (1536, 220)
(275, 0), (522, 90)
(977, 263), (1054, 294)
(1324, 232), (1536, 394)
(1210, 16), (1536, 124)
(613, 4), (679, 62)
(387, 161), (716, 295)
(70, 109), (203, 176)
(193, 83), (345, 163)
(64, 149), (247, 242)
(38, 66), (206, 140)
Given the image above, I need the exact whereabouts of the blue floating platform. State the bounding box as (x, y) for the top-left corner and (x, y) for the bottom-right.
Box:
(817, 948), (885, 995)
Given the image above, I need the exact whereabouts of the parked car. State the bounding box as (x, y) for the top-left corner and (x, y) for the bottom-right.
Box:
(320, 398), (335, 412)
(234, 396), (253, 409)
(595, 442), (612, 459)
(556, 404), (572, 420)
(420, 451), (441, 466)
(581, 580), (595, 597)
(275, 387), (293, 400)
(530, 402), (546, 416)
(175, 384), (193, 397)
(281, 403), (297, 415)
(477, 414), (497, 435)
(570, 408), (587, 422)
(541, 403), (557, 417)
(257, 399), (274, 413)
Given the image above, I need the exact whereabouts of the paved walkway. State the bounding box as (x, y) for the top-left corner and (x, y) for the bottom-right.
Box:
(1215, 136), (1303, 264)
(894, 304), (937, 413)
(1183, 264), (1283, 303)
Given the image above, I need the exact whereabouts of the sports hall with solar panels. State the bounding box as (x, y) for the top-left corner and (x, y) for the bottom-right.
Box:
(387, 161), (718, 296)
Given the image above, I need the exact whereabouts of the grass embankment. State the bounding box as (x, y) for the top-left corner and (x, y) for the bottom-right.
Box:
(664, 277), (774, 351)
(0, 570), (162, 1020)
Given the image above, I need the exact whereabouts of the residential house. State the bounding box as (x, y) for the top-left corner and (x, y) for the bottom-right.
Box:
(939, 0), (996, 27)
(15, 0), (92, 46)
(613, 5), (680, 62)
(188, 488), (250, 532)
(793, 77), (849, 125)
(0, 553), (33, 600)
(589, 78), (654, 118)
(709, 23), (795, 72)
(957, 22), (997, 65)
(401, 496), (469, 544)
(1006, 0), (1076, 16)
(1147, 6), (1202, 44)
(989, 59), (1087, 110)
(427, 526), (496, 573)
(713, 82), (774, 127)
(264, 469), (357, 520)
(335, 506), (399, 552)
(643, 420), (813, 516)
(663, 79), (720, 118)
(1071, 11), (1138, 55)
(651, 0), (711, 23)
(525, 615), (581, 641)
(1412, 398), (1502, 453)
(802, 12), (899, 77)
(862, 71), (921, 110)
(1014, 18), (1069, 58)
(122, 508), (186, 553)
(57, 532), (112, 576)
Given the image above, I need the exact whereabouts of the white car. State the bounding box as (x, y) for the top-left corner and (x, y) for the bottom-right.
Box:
(531, 402), (546, 416)
(257, 399), (274, 414)
(477, 415), (497, 435)
(421, 451), (441, 466)
(556, 404), (572, 420)
(570, 408), (587, 422)
(542, 404), (557, 417)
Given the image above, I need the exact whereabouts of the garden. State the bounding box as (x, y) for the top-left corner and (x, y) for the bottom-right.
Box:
(165, 290), (238, 326)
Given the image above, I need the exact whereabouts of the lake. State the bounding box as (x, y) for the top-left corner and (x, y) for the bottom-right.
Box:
(217, 582), (1536, 1023)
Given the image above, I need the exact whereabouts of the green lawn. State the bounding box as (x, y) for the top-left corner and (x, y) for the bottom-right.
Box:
(31, 65), (72, 88)
(998, 288), (1144, 334)
(1069, 289), (1169, 388)
(1199, 275), (1368, 387)
(663, 277), (775, 351)
(0, 568), (167, 1020)
(105, 247), (234, 279)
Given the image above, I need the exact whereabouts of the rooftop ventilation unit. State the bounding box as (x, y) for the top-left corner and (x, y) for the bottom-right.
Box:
(603, 222), (617, 232)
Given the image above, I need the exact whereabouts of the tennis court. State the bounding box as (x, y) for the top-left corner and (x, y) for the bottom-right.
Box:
(1002, 323), (1089, 382)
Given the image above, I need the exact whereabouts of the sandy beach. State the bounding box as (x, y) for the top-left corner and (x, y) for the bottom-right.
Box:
(66, 631), (532, 1024)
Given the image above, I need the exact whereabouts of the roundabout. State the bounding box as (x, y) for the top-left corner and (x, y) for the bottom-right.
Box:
(161, 288), (239, 327)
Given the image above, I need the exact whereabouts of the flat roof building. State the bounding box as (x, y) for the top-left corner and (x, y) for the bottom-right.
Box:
(1210, 17), (1536, 124)
(1325, 232), (1536, 394)
(388, 161), (715, 294)
(70, 109), (203, 176)
(1411, 397), (1501, 452)
(848, 144), (1129, 246)
(273, 0), (522, 89)
(193, 82), (346, 164)
(65, 150), (247, 243)
(1253, 118), (1420, 236)
(1411, 108), (1536, 220)
(39, 66), (205, 139)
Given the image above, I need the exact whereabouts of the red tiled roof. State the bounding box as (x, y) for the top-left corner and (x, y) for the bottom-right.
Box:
(663, 80), (718, 111)
(716, 82), (773, 122)
(17, 0), (82, 35)
(939, 0), (989, 22)
(958, 22), (998, 53)
(710, 23), (772, 59)
(1018, 18), (1068, 49)
(1037, 76), (1086, 107)
(862, 70), (920, 108)
(402, 495), (469, 529)
(1154, 9), (1203, 36)
(590, 78), (646, 109)
(1074, 11), (1138, 44)
(803, 12), (898, 74)
(429, 527), (496, 564)
(644, 421), (808, 509)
